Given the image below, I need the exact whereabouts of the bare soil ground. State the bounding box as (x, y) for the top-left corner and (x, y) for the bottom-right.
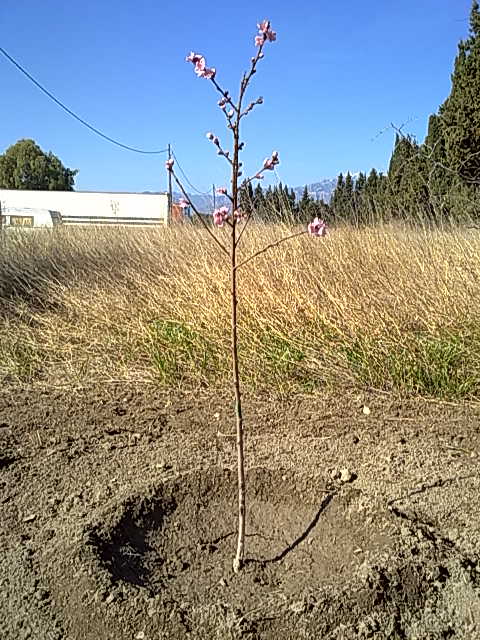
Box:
(1, 384), (479, 639)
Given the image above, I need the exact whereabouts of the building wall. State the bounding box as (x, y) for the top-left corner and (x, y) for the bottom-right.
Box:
(0, 190), (169, 226)
(171, 203), (192, 222)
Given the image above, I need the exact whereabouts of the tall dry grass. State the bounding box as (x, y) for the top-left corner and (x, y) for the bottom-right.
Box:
(1, 221), (480, 397)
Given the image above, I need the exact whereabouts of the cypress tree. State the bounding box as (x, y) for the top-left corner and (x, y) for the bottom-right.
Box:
(331, 173), (345, 219)
(439, 0), (480, 185)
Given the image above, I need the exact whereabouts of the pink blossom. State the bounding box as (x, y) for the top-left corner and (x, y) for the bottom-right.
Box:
(186, 52), (216, 79)
(227, 109), (234, 118)
(165, 158), (174, 171)
(213, 206), (230, 227)
(256, 20), (276, 43)
(185, 52), (203, 64)
(196, 65), (216, 79)
(195, 61), (216, 79)
(258, 20), (270, 33)
(216, 187), (228, 195)
(263, 151), (279, 171)
(307, 218), (328, 238)
(192, 56), (205, 72)
(178, 198), (189, 209)
(234, 209), (247, 221)
(255, 173), (264, 179)
(218, 98), (227, 109)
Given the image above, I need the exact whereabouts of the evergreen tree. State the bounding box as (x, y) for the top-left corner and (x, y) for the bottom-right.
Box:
(0, 139), (77, 190)
(239, 182), (255, 214)
(388, 134), (431, 219)
(331, 173), (345, 219)
(439, 1), (480, 185)
(344, 172), (354, 203)
(299, 185), (311, 210)
(354, 172), (367, 194)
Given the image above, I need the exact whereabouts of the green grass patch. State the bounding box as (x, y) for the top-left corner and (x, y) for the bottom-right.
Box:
(0, 329), (44, 382)
(343, 330), (480, 399)
(146, 319), (221, 386)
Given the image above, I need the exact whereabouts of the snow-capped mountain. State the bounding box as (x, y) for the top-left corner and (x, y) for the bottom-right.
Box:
(161, 174), (357, 212)
(172, 178), (340, 212)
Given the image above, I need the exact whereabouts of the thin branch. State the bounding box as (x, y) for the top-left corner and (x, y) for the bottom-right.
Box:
(235, 230), (307, 270)
(235, 210), (253, 246)
(211, 77), (239, 113)
(170, 170), (230, 257)
(241, 43), (265, 97)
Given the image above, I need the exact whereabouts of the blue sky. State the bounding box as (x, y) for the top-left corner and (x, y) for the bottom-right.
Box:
(0, 0), (474, 194)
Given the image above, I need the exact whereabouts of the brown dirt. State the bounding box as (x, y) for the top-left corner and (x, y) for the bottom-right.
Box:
(0, 384), (479, 639)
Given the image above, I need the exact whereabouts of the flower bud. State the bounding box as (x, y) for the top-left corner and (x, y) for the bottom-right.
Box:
(206, 132), (214, 140)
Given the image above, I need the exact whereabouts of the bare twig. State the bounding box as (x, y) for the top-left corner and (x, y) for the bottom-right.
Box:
(236, 230), (307, 270)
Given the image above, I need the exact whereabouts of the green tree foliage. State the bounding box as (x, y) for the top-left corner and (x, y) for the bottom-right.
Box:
(330, 173), (345, 219)
(0, 139), (77, 191)
(439, 1), (480, 185)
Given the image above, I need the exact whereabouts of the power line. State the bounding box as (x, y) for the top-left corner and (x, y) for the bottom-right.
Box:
(0, 45), (168, 155)
(171, 150), (211, 195)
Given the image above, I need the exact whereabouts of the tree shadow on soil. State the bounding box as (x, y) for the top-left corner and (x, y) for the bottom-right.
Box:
(245, 490), (336, 567)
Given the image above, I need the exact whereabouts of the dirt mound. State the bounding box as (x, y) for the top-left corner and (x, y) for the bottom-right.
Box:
(0, 385), (479, 638)
(80, 469), (479, 638)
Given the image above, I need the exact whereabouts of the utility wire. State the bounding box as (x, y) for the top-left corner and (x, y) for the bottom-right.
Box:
(171, 150), (211, 195)
(0, 46), (168, 155)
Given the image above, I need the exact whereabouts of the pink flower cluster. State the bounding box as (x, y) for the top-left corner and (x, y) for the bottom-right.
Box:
(178, 198), (189, 209)
(307, 217), (328, 237)
(165, 158), (174, 171)
(213, 206), (229, 227)
(234, 209), (247, 221)
(255, 20), (276, 46)
(263, 151), (279, 171)
(186, 52), (216, 79)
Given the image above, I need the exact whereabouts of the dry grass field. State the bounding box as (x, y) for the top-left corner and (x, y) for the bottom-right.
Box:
(1, 221), (480, 398)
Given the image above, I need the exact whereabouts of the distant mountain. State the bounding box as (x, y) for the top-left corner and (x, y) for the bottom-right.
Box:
(151, 174), (357, 212)
(291, 178), (338, 204)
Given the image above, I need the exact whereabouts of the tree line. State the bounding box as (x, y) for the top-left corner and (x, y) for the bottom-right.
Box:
(329, 0), (480, 225)
(239, 182), (330, 223)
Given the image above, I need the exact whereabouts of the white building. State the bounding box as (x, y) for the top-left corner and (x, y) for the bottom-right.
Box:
(0, 189), (169, 228)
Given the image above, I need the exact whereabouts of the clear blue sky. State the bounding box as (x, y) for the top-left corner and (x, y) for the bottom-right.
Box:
(0, 0), (473, 194)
